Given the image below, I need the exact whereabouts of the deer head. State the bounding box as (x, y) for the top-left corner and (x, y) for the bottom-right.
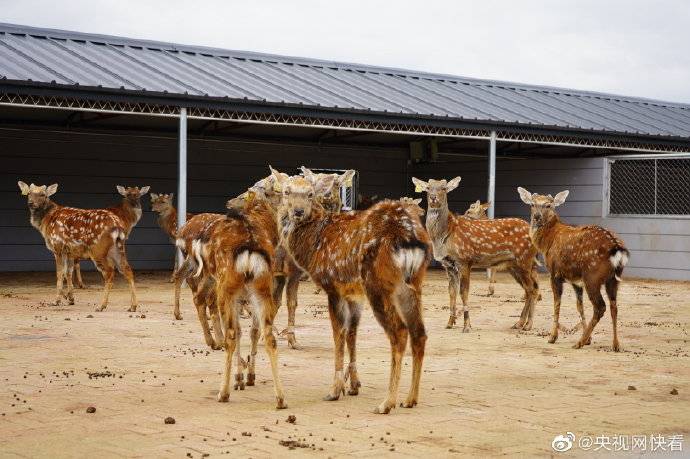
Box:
(150, 193), (174, 213)
(411, 176), (462, 210)
(245, 167), (289, 210)
(272, 167), (317, 225)
(300, 167), (355, 213)
(117, 185), (150, 205)
(18, 181), (58, 211)
(517, 187), (569, 228)
(464, 200), (491, 219)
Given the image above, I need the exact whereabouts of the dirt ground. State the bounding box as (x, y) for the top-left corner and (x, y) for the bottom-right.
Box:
(0, 269), (689, 458)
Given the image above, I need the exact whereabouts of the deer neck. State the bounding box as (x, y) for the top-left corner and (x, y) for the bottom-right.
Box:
(157, 206), (177, 233)
(282, 209), (326, 273)
(30, 201), (57, 231)
(425, 203), (450, 258)
(530, 214), (561, 254)
(114, 198), (142, 229)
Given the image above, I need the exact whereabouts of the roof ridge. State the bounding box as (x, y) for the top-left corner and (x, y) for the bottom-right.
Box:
(2, 22), (689, 110)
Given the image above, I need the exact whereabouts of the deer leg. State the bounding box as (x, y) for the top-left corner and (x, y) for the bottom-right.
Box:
(605, 278), (621, 352)
(63, 256), (75, 305)
(247, 312), (260, 386)
(548, 277), (564, 343)
(216, 276), (242, 403)
(570, 284), (586, 334)
(232, 302), (245, 391)
(254, 275), (287, 409)
(119, 259), (138, 313)
(400, 285), (426, 409)
(95, 262), (115, 312)
(284, 270), (301, 349)
(376, 313), (408, 415)
(444, 265), (459, 329)
(459, 265), (472, 332)
(487, 268), (495, 296)
(345, 299), (362, 396)
(324, 292), (347, 401)
(194, 279), (219, 349)
(209, 302), (225, 349)
(574, 283), (607, 349)
(74, 260), (87, 289)
(53, 253), (65, 306)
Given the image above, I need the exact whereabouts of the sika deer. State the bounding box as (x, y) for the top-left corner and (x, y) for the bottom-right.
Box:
(517, 188), (629, 351)
(190, 196), (287, 408)
(150, 193), (193, 283)
(18, 181), (138, 311)
(464, 200), (497, 296)
(70, 185), (148, 289)
(412, 177), (540, 332)
(274, 168), (430, 414)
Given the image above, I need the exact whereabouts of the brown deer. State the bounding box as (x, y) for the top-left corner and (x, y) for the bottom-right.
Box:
(18, 181), (138, 312)
(412, 177), (540, 332)
(70, 185), (148, 289)
(274, 168), (430, 414)
(464, 200), (497, 296)
(150, 193), (193, 284)
(189, 196), (287, 408)
(517, 188), (629, 351)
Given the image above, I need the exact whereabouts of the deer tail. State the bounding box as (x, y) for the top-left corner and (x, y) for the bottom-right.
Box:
(609, 247), (630, 281)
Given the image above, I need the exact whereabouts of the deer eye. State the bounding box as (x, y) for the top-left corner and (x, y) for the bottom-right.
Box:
(308, 191), (314, 199)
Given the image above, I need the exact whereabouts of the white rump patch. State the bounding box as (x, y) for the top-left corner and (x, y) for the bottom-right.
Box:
(175, 238), (186, 251)
(394, 248), (425, 280)
(191, 239), (204, 277)
(610, 250), (629, 280)
(235, 250), (268, 277)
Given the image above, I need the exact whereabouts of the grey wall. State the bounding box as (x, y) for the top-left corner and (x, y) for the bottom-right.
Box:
(409, 155), (690, 281)
(1, 127), (408, 272)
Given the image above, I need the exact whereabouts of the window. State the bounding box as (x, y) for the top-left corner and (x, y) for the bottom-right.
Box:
(606, 156), (690, 217)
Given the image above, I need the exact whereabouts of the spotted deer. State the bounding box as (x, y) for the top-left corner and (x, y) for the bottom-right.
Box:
(189, 196), (287, 409)
(150, 193), (193, 283)
(274, 168), (430, 414)
(412, 177), (540, 332)
(70, 185), (149, 289)
(517, 188), (629, 351)
(18, 181), (138, 312)
(464, 200), (497, 296)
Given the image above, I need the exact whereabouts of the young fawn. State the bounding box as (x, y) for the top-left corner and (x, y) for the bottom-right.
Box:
(18, 181), (138, 311)
(71, 185), (148, 289)
(517, 188), (629, 351)
(274, 168), (430, 414)
(412, 177), (540, 332)
(189, 196), (287, 408)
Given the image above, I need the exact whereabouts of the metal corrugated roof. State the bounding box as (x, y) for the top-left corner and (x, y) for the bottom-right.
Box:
(1, 23), (689, 139)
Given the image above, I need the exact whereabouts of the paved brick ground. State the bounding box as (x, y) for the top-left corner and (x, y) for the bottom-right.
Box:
(0, 270), (688, 457)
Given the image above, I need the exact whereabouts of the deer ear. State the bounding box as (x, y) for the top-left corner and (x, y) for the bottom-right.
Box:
(413, 198), (422, 205)
(338, 170), (356, 187)
(517, 187), (533, 205)
(139, 186), (150, 196)
(411, 177), (428, 193)
(553, 190), (569, 207)
(482, 202), (492, 210)
(269, 166), (285, 192)
(18, 181), (29, 195)
(116, 185), (126, 196)
(46, 183), (58, 197)
(446, 176), (462, 192)
(150, 193), (158, 201)
(169, 193), (174, 200)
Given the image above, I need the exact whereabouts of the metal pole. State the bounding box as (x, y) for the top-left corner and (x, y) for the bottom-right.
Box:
(177, 107), (188, 264)
(487, 130), (497, 219)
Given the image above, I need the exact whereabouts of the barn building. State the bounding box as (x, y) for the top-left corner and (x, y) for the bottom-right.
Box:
(1, 23), (689, 279)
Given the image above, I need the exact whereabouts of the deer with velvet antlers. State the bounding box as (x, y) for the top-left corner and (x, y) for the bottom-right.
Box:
(18, 181), (138, 311)
(273, 167), (430, 414)
(517, 187), (628, 351)
(412, 177), (540, 332)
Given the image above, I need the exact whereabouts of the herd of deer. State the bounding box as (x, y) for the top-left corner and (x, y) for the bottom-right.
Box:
(18, 168), (629, 413)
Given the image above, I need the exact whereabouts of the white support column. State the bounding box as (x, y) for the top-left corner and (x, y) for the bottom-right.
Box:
(487, 130), (497, 218)
(177, 107), (188, 264)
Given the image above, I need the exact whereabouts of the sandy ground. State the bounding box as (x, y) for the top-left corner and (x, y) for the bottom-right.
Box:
(0, 269), (689, 458)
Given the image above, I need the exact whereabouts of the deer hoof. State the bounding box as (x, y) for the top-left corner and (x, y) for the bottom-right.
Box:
(400, 399), (417, 409)
(323, 393), (341, 402)
(127, 305), (137, 312)
(374, 401), (394, 415)
(276, 398), (288, 410)
(462, 326), (471, 333)
(174, 312), (183, 320)
(511, 322), (524, 330)
(210, 342), (222, 351)
(217, 392), (230, 403)
(612, 342), (621, 352)
(521, 323), (533, 331)
(287, 334), (302, 350)
(572, 342), (584, 349)
(95, 305), (106, 312)
(548, 335), (558, 344)
(246, 373), (255, 386)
